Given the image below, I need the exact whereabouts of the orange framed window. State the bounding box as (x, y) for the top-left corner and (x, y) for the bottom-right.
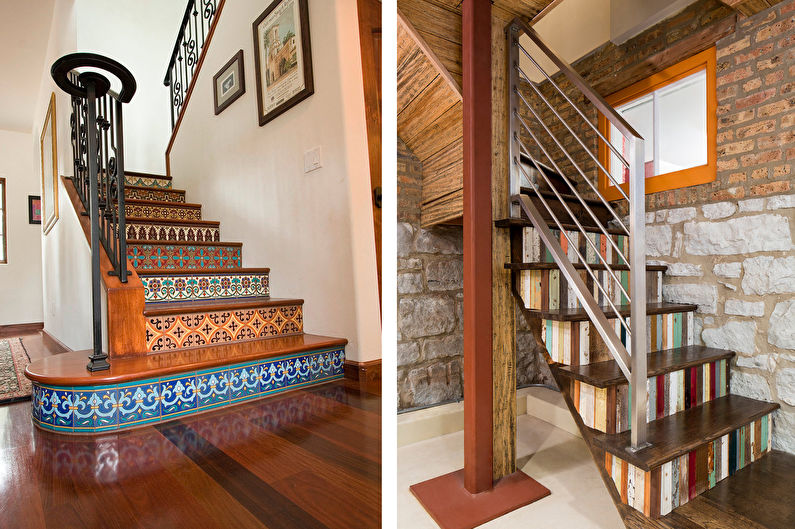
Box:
(598, 47), (717, 200)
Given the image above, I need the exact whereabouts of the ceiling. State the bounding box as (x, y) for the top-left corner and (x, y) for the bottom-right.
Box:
(0, 0), (56, 133)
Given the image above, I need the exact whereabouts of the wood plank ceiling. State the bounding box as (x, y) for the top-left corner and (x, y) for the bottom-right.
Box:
(397, 0), (555, 226)
(720, 0), (789, 16)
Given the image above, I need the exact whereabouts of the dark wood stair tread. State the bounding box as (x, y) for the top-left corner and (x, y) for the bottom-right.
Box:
(523, 187), (607, 208)
(555, 345), (735, 387)
(593, 395), (780, 470)
(125, 217), (220, 226)
(505, 262), (667, 272)
(137, 267), (270, 276)
(144, 296), (303, 316)
(525, 302), (697, 321)
(125, 185), (185, 194)
(124, 198), (202, 208)
(125, 171), (171, 180)
(495, 217), (627, 235)
(24, 333), (346, 387)
(127, 239), (242, 247)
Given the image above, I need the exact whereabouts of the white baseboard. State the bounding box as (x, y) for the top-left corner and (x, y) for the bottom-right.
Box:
(524, 386), (581, 438)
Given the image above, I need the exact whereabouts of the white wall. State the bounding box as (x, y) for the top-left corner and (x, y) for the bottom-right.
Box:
(0, 130), (44, 325)
(169, 0), (381, 362)
(611, 0), (698, 44)
(75, 0), (186, 174)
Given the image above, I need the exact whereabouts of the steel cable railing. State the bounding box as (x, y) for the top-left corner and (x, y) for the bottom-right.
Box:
(507, 19), (650, 450)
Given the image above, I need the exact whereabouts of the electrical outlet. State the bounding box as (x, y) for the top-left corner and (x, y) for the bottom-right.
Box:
(304, 146), (322, 173)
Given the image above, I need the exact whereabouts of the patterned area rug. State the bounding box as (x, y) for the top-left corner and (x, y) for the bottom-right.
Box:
(0, 338), (32, 404)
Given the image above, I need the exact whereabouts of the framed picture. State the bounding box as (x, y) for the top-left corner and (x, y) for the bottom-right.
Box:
(40, 92), (59, 235)
(28, 196), (41, 225)
(213, 50), (246, 115)
(252, 0), (314, 126)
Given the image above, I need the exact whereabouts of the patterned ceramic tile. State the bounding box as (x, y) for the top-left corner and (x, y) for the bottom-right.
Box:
(125, 175), (172, 189)
(146, 304), (303, 351)
(30, 348), (345, 434)
(141, 272), (269, 303)
(125, 202), (201, 221)
(126, 222), (220, 243)
(127, 243), (242, 270)
(125, 187), (185, 203)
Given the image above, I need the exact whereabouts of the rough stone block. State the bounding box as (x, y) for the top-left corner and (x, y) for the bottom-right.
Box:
(425, 258), (463, 292)
(665, 262), (703, 277)
(646, 224), (673, 256)
(397, 272), (423, 295)
(666, 207), (697, 223)
(414, 227), (463, 255)
(724, 299), (765, 317)
(683, 214), (791, 255)
(398, 297), (456, 339)
(767, 193), (795, 210)
(663, 283), (717, 313)
(397, 342), (420, 367)
(702, 319), (757, 354)
(730, 370), (772, 401)
(769, 299), (795, 350)
(424, 335), (463, 360)
(742, 256), (795, 295)
(398, 222), (414, 257)
(775, 367), (795, 406)
(738, 198), (765, 211)
(702, 201), (737, 219)
(713, 262), (742, 278)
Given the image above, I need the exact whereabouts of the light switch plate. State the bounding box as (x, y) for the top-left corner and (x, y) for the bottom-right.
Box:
(304, 146), (322, 173)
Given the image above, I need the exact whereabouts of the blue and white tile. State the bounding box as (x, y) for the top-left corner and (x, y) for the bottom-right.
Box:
(196, 368), (230, 409)
(160, 374), (198, 418)
(118, 378), (161, 428)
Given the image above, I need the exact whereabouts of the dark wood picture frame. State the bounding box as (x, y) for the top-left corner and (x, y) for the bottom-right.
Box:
(213, 49), (246, 115)
(28, 195), (42, 225)
(252, 0), (314, 126)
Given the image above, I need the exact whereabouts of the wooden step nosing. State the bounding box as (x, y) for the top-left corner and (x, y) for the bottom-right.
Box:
(125, 185), (186, 194)
(126, 239), (243, 247)
(143, 297), (304, 317)
(505, 262), (667, 272)
(125, 171), (172, 180)
(495, 217), (627, 235)
(524, 187), (607, 208)
(138, 267), (270, 276)
(524, 302), (698, 322)
(125, 217), (220, 227)
(124, 198), (202, 208)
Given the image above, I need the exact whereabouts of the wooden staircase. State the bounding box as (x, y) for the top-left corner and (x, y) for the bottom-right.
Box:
(506, 169), (779, 524)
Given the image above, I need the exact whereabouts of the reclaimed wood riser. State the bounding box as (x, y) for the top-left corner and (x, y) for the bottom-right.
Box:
(146, 304), (303, 352)
(126, 221), (221, 242)
(128, 243), (242, 271)
(543, 311), (695, 365)
(140, 271), (270, 303)
(524, 226), (630, 266)
(124, 175), (172, 189)
(30, 346), (344, 434)
(125, 202), (202, 221)
(125, 187), (185, 203)
(569, 359), (729, 434)
(519, 269), (662, 311)
(606, 414), (774, 519)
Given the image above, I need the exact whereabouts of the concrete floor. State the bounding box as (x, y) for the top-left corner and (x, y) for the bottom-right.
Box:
(398, 412), (625, 528)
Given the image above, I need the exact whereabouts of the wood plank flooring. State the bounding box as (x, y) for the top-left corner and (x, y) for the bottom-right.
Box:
(0, 332), (381, 529)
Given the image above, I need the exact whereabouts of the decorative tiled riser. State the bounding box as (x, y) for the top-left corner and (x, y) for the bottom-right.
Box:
(126, 222), (221, 243)
(606, 414), (773, 519)
(572, 359), (729, 433)
(31, 348), (345, 434)
(125, 188), (185, 203)
(146, 304), (303, 351)
(519, 269), (661, 311)
(128, 243), (241, 270)
(141, 272), (270, 303)
(524, 227), (629, 266)
(542, 311), (694, 365)
(125, 203), (201, 221)
(125, 176), (172, 189)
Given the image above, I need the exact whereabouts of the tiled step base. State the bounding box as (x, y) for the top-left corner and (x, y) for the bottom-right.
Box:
(125, 174), (172, 189)
(518, 269), (661, 311)
(125, 220), (221, 242)
(570, 358), (729, 433)
(128, 242), (242, 270)
(125, 186), (185, 203)
(524, 226), (629, 266)
(140, 270), (270, 303)
(125, 201), (201, 221)
(30, 345), (344, 434)
(542, 311), (694, 365)
(145, 301), (303, 351)
(606, 413), (773, 518)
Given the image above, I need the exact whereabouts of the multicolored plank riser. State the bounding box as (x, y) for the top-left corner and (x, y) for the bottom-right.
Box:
(125, 187), (186, 203)
(128, 242), (242, 270)
(542, 311), (694, 365)
(146, 303), (303, 351)
(523, 226), (630, 266)
(124, 174), (172, 189)
(572, 359), (729, 433)
(126, 221), (221, 243)
(605, 414), (773, 518)
(140, 271), (270, 303)
(31, 347), (344, 434)
(518, 269), (662, 311)
(125, 202), (202, 221)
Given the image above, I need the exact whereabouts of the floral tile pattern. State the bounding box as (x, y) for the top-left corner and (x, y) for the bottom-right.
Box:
(146, 304), (302, 351)
(124, 187), (185, 203)
(124, 175), (172, 189)
(125, 203), (202, 221)
(126, 222), (220, 243)
(127, 243), (242, 270)
(140, 272), (270, 303)
(31, 347), (345, 434)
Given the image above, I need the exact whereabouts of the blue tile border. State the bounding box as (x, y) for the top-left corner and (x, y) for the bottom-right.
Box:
(31, 347), (345, 434)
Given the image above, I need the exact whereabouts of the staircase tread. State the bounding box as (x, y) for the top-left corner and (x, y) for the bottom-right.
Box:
(523, 187), (607, 207)
(125, 171), (171, 180)
(25, 333), (346, 387)
(125, 184), (186, 194)
(124, 198), (202, 208)
(125, 217), (220, 226)
(555, 345), (735, 387)
(127, 239), (242, 247)
(138, 267), (270, 276)
(525, 302), (698, 321)
(143, 296), (302, 316)
(505, 262), (667, 272)
(495, 216), (627, 235)
(592, 395), (779, 470)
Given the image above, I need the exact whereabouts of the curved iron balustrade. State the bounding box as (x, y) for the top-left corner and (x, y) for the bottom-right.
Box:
(52, 53), (137, 372)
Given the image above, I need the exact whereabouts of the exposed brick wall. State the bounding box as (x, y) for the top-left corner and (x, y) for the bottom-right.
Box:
(518, 0), (795, 453)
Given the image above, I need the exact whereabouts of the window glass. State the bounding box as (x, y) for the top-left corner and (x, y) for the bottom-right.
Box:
(657, 70), (707, 174)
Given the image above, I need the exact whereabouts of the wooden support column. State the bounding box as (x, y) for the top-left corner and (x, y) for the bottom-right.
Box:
(409, 3), (549, 528)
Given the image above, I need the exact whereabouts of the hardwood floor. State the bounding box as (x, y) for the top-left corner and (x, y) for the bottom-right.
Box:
(0, 332), (381, 529)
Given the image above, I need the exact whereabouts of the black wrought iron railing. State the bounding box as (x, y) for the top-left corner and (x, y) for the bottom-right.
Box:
(164, 0), (222, 129)
(52, 53), (137, 372)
